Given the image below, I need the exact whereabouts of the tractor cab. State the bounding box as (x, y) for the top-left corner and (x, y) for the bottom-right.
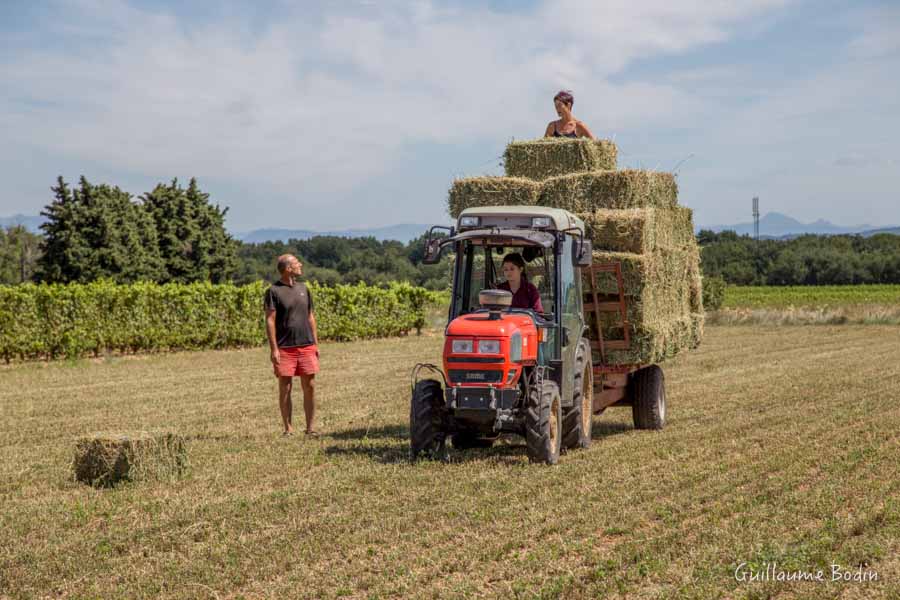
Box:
(412, 206), (595, 464)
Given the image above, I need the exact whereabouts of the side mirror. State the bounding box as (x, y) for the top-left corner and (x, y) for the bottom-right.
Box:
(575, 239), (592, 267)
(422, 238), (443, 264)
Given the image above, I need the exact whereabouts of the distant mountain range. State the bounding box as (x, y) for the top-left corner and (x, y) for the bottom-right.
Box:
(236, 223), (435, 244)
(4, 211), (898, 241)
(0, 214), (434, 243)
(699, 212), (899, 239)
(0, 214), (44, 232)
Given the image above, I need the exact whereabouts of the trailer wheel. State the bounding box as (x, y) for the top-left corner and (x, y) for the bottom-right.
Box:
(525, 380), (562, 464)
(562, 338), (593, 450)
(631, 365), (666, 430)
(451, 432), (497, 450)
(410, 379), (448, 460)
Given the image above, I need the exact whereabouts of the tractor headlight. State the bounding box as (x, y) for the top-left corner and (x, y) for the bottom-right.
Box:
(451, 339), (474, 353)
(477, 340), (500, 354)
(459, 216), (481, 228)
(509, 332), (522, 362)
(532, 216), (552, 228)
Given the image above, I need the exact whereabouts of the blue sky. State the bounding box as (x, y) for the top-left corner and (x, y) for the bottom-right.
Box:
(1, 0), (898, 232)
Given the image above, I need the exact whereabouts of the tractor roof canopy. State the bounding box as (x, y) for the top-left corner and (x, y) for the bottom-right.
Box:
(457, 205), (585, 236)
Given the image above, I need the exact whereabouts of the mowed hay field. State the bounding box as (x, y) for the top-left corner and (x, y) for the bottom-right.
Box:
(2, 326), (900, 599)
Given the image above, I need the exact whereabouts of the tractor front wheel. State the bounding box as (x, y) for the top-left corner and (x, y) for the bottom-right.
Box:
(525, 380), (562, 464)
(631, 365), (666, 430)
(410, 379), (448, 460)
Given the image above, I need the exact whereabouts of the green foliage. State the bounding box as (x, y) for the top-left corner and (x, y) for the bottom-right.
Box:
(37, 176), (165, 283)
(699, 230), (900, 286)
(36, 176), (236, 285)
(0, 225), (41, 284)
(142, 178), (238, 283)
(235, 232), (453, 290)
(702, 276), (726, 311)
(0, 281), (442, 362)
(722, 284), (900, 309)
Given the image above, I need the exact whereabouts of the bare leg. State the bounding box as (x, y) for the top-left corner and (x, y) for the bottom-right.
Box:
(278, 376), (294, 434)
(299, 374), (316, 433)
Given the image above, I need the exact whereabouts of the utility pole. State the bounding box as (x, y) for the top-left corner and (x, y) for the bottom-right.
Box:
(752, 197), (760, 242)
(752, 196), (760, 281)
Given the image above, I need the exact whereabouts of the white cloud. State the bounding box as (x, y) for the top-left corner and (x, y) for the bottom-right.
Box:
(1, 0), (795, 228)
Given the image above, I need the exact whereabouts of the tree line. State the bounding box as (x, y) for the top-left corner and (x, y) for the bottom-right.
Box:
(0, 176), (450, 288)
(3, 177), (899, 288)
(698, 230), (900, 286)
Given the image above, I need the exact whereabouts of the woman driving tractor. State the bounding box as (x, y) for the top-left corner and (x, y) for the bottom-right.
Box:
(497, 252), (543, 313)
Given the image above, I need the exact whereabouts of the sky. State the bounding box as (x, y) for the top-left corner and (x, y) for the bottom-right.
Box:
(1, 0), (898, 232)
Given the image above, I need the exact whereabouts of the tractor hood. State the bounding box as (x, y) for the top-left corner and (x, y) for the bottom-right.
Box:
(445, 312), (535, 338)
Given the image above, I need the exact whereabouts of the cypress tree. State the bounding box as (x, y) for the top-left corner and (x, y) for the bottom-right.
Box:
(143, 178), (237, 283)
(37, 176), (165, 283)
(37, 176), (89, 282)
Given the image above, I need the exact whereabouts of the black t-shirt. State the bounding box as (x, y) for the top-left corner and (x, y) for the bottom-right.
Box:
(264, 281), (315, 348)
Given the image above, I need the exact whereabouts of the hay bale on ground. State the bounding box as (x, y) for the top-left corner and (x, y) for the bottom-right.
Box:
(540, 169), (678, 213)
(73, 430), (187, 487)
(504, 138), (617, 180)
(448, 176), (541, 218)
(580, 207), (695, 254)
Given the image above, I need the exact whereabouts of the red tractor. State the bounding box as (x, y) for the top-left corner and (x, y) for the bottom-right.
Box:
(412, 206), (666, 464)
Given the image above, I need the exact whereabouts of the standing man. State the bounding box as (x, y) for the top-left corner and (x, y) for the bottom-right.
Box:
(264, 254), (320, 436)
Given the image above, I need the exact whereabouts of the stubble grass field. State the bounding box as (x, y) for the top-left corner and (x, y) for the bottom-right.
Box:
(1, 324), (899, 599)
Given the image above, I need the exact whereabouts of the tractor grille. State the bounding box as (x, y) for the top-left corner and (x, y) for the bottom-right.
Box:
(448, 369), (503, 384)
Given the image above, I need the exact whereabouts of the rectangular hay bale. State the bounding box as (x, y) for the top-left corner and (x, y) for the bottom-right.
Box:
(448, 176), (541, 218)
(504, 138), (617, 180)
(540, 170), (678, 213)
(580, 206), (696, 254)
(73, 430), (187, 487)
(688, 246), (704, 314)
(585, 245), (702, 365)
(596, 313), (697, 365)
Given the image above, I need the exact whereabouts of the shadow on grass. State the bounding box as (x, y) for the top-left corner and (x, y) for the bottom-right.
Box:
(322, 418), (634, 464)
(322, 442), (409, 464)
(327, 424), (408, 441)
(322, 439), (532, 465)
(591, 419), (633, 439)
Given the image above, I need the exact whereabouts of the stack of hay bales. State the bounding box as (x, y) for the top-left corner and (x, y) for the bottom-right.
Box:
(73, 430), (187, 487)
(448, 137), (703, 365)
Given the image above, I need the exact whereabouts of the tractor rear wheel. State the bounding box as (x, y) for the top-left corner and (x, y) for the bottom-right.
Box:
(525, 379), (562, 464)
(562, 338), (593, 450)
(631, 365), (666, 430)
(410, 379), (448, 460)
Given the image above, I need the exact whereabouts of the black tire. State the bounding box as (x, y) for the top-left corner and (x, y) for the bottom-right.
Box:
(525, 379), (562, 464)
(451, 432), (497, 450)
(631, 365), (666, 430)
(410, 379), (448, 460)
(562, 338), (594, 450)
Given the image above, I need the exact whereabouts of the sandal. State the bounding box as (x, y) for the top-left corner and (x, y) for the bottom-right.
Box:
(304, 430), (320, 438)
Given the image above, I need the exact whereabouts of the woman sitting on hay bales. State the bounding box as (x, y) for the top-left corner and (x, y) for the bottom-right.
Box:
(544, 90), (595, 140)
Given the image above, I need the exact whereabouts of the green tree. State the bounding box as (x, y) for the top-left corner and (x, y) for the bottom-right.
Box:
(0, 225), (42, 284)
(37, 177), (89, 282)
(38, 176), (164, 283)
(143, 178), (238, 283)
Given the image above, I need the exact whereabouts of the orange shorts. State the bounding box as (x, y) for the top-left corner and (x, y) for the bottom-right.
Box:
(274, 345), (319, 378)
